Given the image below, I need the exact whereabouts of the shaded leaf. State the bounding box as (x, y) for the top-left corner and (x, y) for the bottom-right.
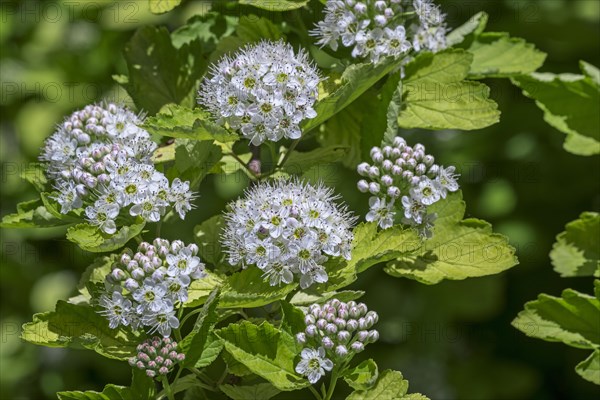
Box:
(550, 212), (600, 277)
(511, 65), (600, 156)
(66, 222), (145, 253)
(22, 301), (141, 360)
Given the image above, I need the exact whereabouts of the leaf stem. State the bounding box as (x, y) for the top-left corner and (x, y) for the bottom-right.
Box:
(226, 152), (258, 179)
(276, 138), (301, 169)
(161, 376), (175, 400)
(324, 367), (340, 400)
(179, 308), (203, 328)
(309, 384), (324, 400)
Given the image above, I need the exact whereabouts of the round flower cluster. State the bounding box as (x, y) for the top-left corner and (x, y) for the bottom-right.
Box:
(40, 102), (194, 234)
(357, 136), (459, 237)
(98, 239), (206, 337)
(129, 336), (185, 378)
(295, 299), (380, 383)
(222, 179), (355, 289)
(311, 0), (448, 64)
(198, 40), (321, 145)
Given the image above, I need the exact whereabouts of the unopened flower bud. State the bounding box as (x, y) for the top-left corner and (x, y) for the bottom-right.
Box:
(322, 336), (334, 349)
(415, 163), (427, 175)
(131, 268), (145, 280)
(317, 318), (327, 330)
(382, 159), (393, 171)
(346, 319), (358, 331)
(357, 162), (370, 176)
(296, 332), (307, 344)
(423, 155), (435, 167)
(358, 318), (368, 330)
(349, 307), (361, 319)
(374, 0), (386, 10)
(305, 315), (316, 325)
(337, 330), (351, 343)
(146, 370), (156, 378)
(158, 366), (169, 375)
(357, 330), (369, 342)
(367, 330), (380, 343)
(354, 2), (367, 14)
(393, 136), (406, 148)
(374, 14), (387, 25)
(124, 278), (139, 291)
(306, 324), (317, 337)
(391, 165), (403, 176)
(387, 186), (400, 198)
(325, 323), (338, 335)
(402, 170), (414, 181)
(368, 182), (380, 195)
(335, 345), (348, 357)
(111, 268), (125, 281)
(351, 342), (365, 352)
(365, 311), (379, 324)
(368, 166), (380, 178)
(381, 175), (393, 186)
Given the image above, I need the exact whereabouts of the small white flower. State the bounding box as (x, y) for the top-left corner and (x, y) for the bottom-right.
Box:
(142, 306), (179, 337)
(222, 179), (355, 288)
(99, 291), (132, 329)
(85, 203), (119, 234)
(199, 41), (321, 144)
(366, 196), (395, 229)
(295, 347), (334, 384)
(410, 178), (441, 206)
(436, 166), (460, 197)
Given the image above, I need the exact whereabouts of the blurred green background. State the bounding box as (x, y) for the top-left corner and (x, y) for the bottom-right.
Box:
(1, 0), (599, 399)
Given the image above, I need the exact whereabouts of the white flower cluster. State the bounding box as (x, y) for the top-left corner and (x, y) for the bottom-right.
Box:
(295, 299), (380, 383)
(40, 103), (194, 234)
(129, 336), (185, 378)
(222, 179), (355, 289)
(98, 239), (206, 337)
(198, 41), (321, 145)
(311, 0), (448, 64)
(357, 136), (459, 237)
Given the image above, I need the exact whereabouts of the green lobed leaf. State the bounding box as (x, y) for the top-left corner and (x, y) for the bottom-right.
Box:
(210, 15), (283, 63)
(282, 145), (350, 175)
(346, 370), (429, 400)
(185, 271), (223, 308)
(58, 385), (130, 400)
(446, 12), (488, 47)
(180, 288), (220, 368)
(0, 198), (73, 228)
(239, 0), (309, 11)
(21, 301), (141, 360)
(316, 96), (365, 168)
(550, 212), (600, 277)
(511, 64), (600, 156)
(142, 104), (238, 142)
(290, 290), (365, 306)
(343, 359), (379, 391)
(397, 49), (500, 130)
(576, 349), (600, 385)
(66, 222), (145, 253)
(219, 382), (281, 400)
(349, 222), (421, 274)
(195, 333), (224, 368)
(370, 72), (402, 156)
(384, 191), (518, 284)
(20, 162), (47, 192)
(148, 0), (181, 14)
(72, 255), (118, 304)
(466, 32), (546, 78)
(279, 301), (306, 335)
(215, 320), (308, 391)
(115, 26), (206, 115)
(512, 287), (600, 350)
(512, 283), (600, 384)
(193, 214), (227, 267)
(220, 267), (298, 308)
(169, 139), (223, 189)
(305, 55), (409, 133)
